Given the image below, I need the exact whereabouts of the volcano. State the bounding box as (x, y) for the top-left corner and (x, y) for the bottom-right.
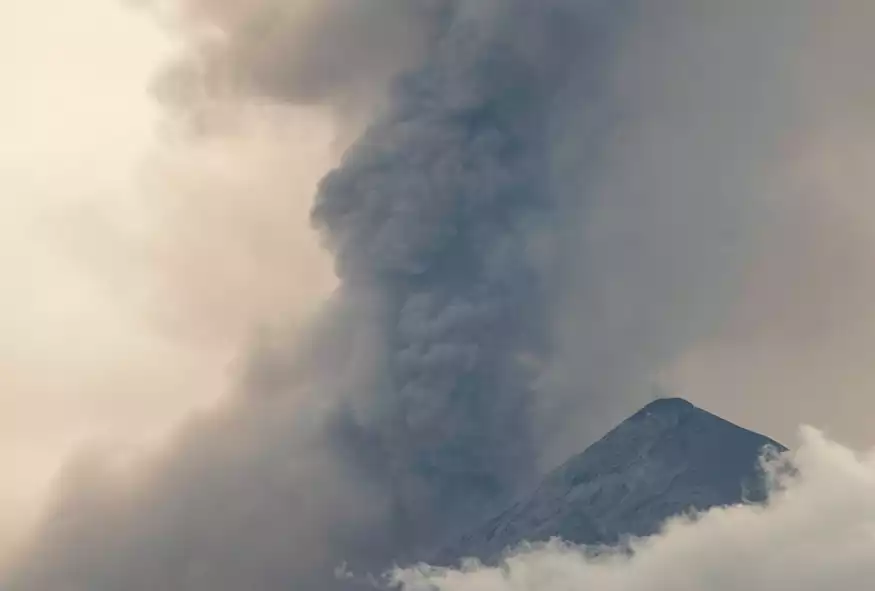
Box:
(443, 398), (786, 563)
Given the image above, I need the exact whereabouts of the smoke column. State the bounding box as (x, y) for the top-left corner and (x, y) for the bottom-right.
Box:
(2, 0), (874, 589)
(309, 0), (631, 542)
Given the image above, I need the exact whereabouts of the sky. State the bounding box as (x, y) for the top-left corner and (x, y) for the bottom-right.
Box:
(1, 0), (181, 551)
(1, 1), (875, 589)
(0, 0), (337, 554)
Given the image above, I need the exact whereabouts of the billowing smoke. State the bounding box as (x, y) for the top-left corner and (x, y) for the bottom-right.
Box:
(158, 0), (635, 547)
(396, 428), (875, 591)
(153, 0), (445, 134)
(2, 0), (875, 589)
(309, 0), (629, 538)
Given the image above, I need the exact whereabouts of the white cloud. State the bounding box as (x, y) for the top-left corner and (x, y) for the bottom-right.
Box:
(396, 427), (875, 591)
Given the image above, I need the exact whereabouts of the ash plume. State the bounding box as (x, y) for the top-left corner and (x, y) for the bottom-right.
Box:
(5, 3), (628, 588)
(309, 0), (627, 540)
(3, 0), (875, 590)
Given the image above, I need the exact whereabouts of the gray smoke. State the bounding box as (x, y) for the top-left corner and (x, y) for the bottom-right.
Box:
(534, 0), (818, 461)
(8, 4), (621, 585)
(310, 0), (627, 540)
(154, 0), (445, 132)
(4, 0), (874, 589)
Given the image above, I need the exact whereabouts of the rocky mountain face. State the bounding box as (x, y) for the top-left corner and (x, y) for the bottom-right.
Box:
(441, 398), (785, 563)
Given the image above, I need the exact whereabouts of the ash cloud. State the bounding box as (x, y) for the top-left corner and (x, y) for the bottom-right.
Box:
(3, 0), (875, 590)
(7, 4), (626, 586)
(153, 0), (446, 131)
(309, 0), (628, 537)
(533, 0), (818, 460)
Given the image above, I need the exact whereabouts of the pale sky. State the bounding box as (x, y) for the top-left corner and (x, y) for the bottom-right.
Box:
(0, 0), (336, 554)
(1, 0), (185, 551)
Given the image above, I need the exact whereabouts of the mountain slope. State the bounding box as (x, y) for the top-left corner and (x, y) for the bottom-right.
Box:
(443, 398), (785, 562)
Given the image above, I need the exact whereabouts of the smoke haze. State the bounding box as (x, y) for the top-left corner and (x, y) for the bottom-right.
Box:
(0, 0), (338, 560)
(2, 0), (875, 589)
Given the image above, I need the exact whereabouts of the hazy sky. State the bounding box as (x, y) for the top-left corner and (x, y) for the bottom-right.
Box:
(0, 0), (337, 554)
(2, 1), (875, 587)
(1, 0), (174, 550)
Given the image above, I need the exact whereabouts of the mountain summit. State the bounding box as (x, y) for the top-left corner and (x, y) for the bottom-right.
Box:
(444, 397), (785, 563)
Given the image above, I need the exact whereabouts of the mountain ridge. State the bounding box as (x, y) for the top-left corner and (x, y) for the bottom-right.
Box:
(439, 397), (786, 564)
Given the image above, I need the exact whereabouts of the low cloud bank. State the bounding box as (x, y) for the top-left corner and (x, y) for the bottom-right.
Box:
(397, 428), (875, 591)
